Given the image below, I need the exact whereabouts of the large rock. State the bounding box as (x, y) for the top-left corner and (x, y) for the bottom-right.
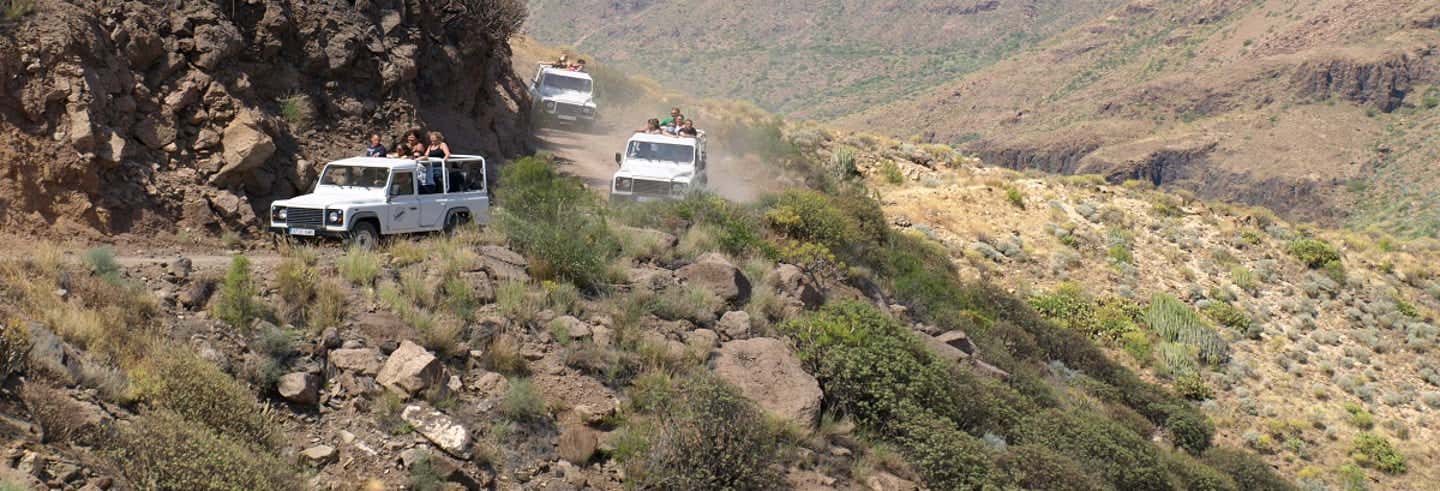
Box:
(865, 472), (920, 491)
(677, 253), (751, 304)
(557, 425), (598, 465)
(401, 405), (472, 458)
(300, 445), (337, 466)
(277, 372), (320, 406)
(213, 109), (275, 183)
(934, 330), (975, 355)
(717, 311), (752, 340)
(329, 348), (383, 375)
(376, 341), (443, 397)
(918, 333), (971, 363)
(478, 246), (529, 282)
(712, 338), (822, 427)
(775, 264), (824, 310)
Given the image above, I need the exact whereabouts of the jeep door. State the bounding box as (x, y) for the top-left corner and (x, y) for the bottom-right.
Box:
(448, 159), (491, 224)
(386, 170), (421, 233)
(417, 162), (447, 230)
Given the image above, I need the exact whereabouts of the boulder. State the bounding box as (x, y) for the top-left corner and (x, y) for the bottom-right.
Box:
(918, 333), (971, 363)
(478, 246), (529, 282)
(549, 316), (591, 341)
(329, 348), (383, 375)
(376, 341), (443, 397)
(300, 445), (337, 466)
(213, 109), (275, 183)
(865, 472), (920, 491)
(277, 372), (320, 406)
(712, 338), (822, 427)
(557, 425), (598, 465)
(402, 405), (472, 458)
(677, 254), (750, 304)
(775, 264), (824, 310)
(684, 328), (719, 354)
(934, 330), (975, 355)
(472, 371), (509, 397)
(717, 311), (752, 340)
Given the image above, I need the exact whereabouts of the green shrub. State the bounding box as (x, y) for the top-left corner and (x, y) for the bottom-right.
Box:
(3, 0), (35, 22)
(1175, 373), (1214, 401)
(213, 256), (263, 329)
(997, 444), (1104, 491)
(1287, 238), (1341, 269)
(622, 372), (784, 490)
(128, 349), (277, 446)
(1145, 295), (1229, 365)
(763, 189), (853, 250)
(82, 247), (121, 283)
(1164, 449), (1239, 491)
(103, 409), (294, 490)
(1344, 403), (1375, 429)
(337, 247), (382, 286)
(1005, 186), (1026, 209)
(1123, 330), (1154, 362)
(497, 156), (619, 290)
(1337, 463), (1368, 491)
(890, 414), (997, 489)
(278, 93), (313, 131)
(1014, 409), (1170, 490)
(500, 378), (547, 423)
(1351, 433), (1405, 474)
(881, 160), (904, 184)
(1202, 447), (1296, 491)
(1203, 301), (1258, 339)
(1231, 266), (1258, 293)
(1166, 406), (1216, 455)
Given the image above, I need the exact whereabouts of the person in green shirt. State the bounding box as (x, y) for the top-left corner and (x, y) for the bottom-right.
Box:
(659, 107), (685, 130)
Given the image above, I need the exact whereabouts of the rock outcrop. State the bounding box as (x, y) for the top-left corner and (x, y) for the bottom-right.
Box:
(0, 0), (531, 236)
(712, 337), (823, 427)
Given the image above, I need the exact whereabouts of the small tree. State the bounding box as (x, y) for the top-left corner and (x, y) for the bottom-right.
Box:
(214, 256), (262, 329)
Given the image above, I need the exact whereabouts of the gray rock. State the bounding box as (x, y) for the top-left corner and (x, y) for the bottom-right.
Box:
(402, 405), (472, 458)
(212, 109), (275, 183)
(717, 311), (752, 340)
(713, 338), (822, 427)
(376, 341), (443, 397)
(774, 264), (824, 310)
(329, 348), (383, 375)
(300, 445), (337, 466)
(277, 372), (320, 406)
(677, 253), (750, 304)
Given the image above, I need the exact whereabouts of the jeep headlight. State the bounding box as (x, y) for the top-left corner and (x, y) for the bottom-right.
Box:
(582, 106), (595, 115)
(326, 210), (344, 225)
(272, 207), (287, 222)
(544, 100), (556, 113)
(615, 177), (633, 192)
(671, 182), (687, 195)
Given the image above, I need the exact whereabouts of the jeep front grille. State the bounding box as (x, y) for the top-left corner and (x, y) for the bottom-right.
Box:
(632, 180), (670, 196)
(287, 208), (324, 227)
(557, 103), (585, 117)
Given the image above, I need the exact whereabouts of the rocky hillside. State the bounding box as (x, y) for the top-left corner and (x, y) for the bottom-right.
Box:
(522, 0), (1124, 119)
(0, 0), (530, 238)
(797, 125), (1440, 489)
(839, 0), (1440, 236)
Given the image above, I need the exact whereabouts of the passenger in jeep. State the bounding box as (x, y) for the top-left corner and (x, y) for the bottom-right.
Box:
(677, 120), (699, 137)
(364, 134), (387, 157)
(402, 130), (427, 159)
(660, 107), (684, 129)
(638, 119), (663, 135)
(569, 59), (587, 71)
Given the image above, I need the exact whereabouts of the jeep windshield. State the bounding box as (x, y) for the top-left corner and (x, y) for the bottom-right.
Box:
(540, 75), (592, 96)
(319, 165), (389, 188)
(626, 141), (694, 164)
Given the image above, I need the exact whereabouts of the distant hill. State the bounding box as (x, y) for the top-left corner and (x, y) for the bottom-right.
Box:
(523, 0), (1125, 120)
(840, 0), (1440, 237)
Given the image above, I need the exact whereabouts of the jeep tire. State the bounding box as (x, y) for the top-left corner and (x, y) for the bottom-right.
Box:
(443, 211), (468, 235)
(348, 221), (379, 250)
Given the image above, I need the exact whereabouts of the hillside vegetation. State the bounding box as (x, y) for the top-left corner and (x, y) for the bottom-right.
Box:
(840, 0), (1440, 236)
(523, 0), (1124, 120)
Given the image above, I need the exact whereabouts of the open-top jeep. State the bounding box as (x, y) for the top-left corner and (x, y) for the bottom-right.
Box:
(528, 64), (598, 128)
(269, 155), (490, 248)
(609, 131), (708, 203)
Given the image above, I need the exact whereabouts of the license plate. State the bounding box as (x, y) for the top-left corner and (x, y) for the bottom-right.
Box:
(289, 228), (316, 237)
(635, 196), (661, 203)
(557, 115), (577, 121)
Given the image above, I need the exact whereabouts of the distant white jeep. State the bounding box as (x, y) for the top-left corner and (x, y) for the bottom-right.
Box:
(610, 131), (708, 203)
(528, 64), (598, 128)
(269, 155), (490, 248)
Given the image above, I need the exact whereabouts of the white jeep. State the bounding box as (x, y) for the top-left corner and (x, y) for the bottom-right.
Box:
(269, 155), (490, 248)
(609, 131), (708, 203)
(528, 64), (598, 128)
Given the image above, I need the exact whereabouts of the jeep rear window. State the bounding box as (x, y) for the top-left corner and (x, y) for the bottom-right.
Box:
(626, 141), (694, 164)
(320, 165), (389, 188)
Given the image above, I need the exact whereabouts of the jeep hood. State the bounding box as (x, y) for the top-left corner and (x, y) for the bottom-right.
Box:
(617, 160), (694, 181)
(541, 90), (594, 106)
(273, 190), (385, 209)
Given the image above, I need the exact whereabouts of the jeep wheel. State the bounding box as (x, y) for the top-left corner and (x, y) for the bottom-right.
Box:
(443, 211), (468, 235)
(348, 221), (379, 250)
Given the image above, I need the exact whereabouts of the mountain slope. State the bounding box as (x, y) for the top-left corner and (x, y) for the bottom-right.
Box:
(523, 0), (1125, 119)
(839, 0), (1440, 235)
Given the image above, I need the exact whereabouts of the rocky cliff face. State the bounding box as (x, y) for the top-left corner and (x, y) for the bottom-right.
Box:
(0, 0), (530, 237)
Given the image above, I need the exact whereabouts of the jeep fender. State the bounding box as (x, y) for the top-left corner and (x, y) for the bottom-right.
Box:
(350, 211), (381, 233)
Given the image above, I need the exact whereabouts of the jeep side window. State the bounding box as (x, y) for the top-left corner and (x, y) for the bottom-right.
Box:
(389, 171), (415, 196)
(418, 164), (444, 195)
(446, 161), (486, 193)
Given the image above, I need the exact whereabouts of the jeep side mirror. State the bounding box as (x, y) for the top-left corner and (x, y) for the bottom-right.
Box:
(614, 153), (622, 166)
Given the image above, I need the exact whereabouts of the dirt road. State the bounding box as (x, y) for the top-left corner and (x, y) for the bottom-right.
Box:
(532, 118), (778, 203)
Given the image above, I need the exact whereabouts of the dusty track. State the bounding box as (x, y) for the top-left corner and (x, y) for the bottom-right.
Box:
(533, 118), (777, 203)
